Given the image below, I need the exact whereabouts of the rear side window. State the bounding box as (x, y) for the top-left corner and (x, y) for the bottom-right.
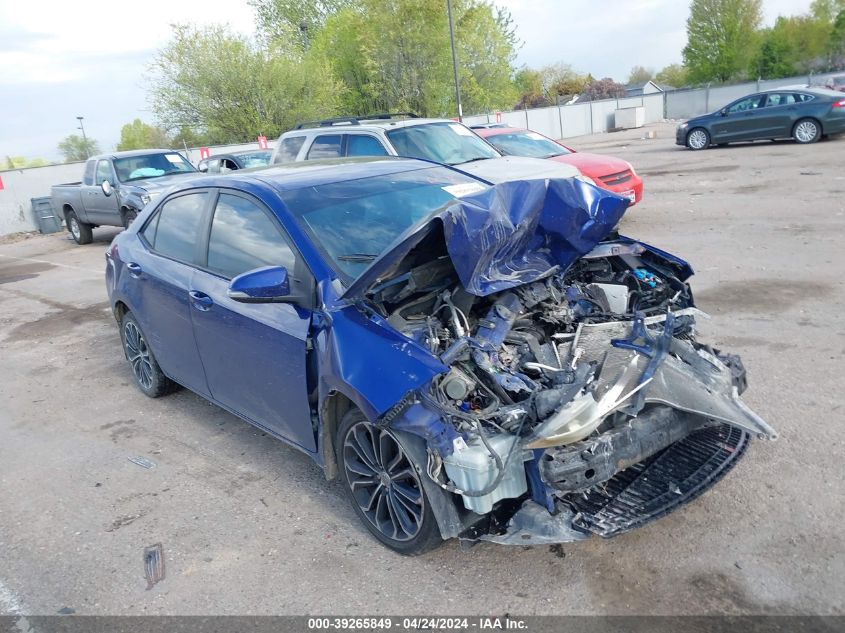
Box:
(794, 93), (815, 102)
(143, 193), (208, 263)
(275, 136), (306, 163)
(83, 161), (96, 186)
(206, 193), (297, 279)
(307, 135), (342, 159)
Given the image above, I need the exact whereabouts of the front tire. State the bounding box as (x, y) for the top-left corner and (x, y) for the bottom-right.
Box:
(686, 127), (710, 150)
(67, 210), (93, 245)
(121, 311), (177, 398)
(793, 118), (821, 144)
(337, 409), (442, 555)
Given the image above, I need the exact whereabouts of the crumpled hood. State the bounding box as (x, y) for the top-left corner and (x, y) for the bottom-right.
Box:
(343, 176), (629, 299)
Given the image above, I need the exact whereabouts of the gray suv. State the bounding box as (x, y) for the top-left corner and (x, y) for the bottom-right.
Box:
(271, 114), (583, 184)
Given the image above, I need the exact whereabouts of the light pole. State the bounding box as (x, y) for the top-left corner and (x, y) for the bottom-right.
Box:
(446, 0), (462, 121)
(76, 116), (90, 158)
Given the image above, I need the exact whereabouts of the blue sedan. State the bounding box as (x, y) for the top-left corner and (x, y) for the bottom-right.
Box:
(106, 158), (775, 553)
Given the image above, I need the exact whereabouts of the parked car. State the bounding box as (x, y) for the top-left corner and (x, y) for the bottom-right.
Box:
(676, 87), (845, 150)
(197, 150), (272, 173)
(825, 74), (845, 92)
(473, 126), (644, 205)
(105, 157), (775, 554)
(52, 149), (199, 244)
(270, 114), (585, 184)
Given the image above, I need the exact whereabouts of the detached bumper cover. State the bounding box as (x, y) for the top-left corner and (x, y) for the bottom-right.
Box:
(472, 422), (749, 544)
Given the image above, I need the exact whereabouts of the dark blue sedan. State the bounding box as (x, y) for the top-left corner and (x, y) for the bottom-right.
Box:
(676, 87), (845, 149)
(106, 158), (775, 553)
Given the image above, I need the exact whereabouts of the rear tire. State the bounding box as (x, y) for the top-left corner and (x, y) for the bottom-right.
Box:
(67, 210), (93, 245)
(120, 311), (177, 398)
(686, 128), (710, 150)
(793, 118), (821, 144)
(336, 408), (443, 555)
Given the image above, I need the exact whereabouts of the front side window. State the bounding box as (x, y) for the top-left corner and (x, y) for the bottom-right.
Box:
(143, 192), (208, 263)
(346, 135), (389, 157)
(275, 136), (306, 163)
(206, 193), (296, 279)
(386, 122), (499, 166)
(727, 96), (765, 113)
(95, 160), (112, 185)
(307, 135), (343, 160)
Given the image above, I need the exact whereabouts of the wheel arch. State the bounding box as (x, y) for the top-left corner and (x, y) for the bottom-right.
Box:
(318, 389), (356, 481)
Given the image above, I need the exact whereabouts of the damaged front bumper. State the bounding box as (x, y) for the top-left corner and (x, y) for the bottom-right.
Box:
(454, 311), (776, 545)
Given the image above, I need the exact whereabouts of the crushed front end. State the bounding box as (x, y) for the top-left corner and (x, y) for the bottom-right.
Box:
(348, 179), (776, 545)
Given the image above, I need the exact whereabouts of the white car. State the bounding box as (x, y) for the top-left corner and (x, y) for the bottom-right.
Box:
(270, 114), (584, 184)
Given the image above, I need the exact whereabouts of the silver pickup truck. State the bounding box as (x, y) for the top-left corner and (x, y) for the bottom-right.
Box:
(51, 149), (200, 244)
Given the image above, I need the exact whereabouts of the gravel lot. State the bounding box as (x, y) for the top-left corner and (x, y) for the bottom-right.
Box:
(1, 122), (843, 616)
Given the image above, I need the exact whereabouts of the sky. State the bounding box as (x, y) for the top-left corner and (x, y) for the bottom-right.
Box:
(0, 0), (816, 161)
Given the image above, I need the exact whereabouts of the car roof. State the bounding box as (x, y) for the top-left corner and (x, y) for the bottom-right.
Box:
(90, 148), (183, 161)
(187, 156), (453, 193)
(475, 126), (529, 137)
(284, 117), (463, 136)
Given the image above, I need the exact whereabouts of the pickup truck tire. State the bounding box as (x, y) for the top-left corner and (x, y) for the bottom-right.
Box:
(121, 311), (178, 398)
(122, 208), (138, 229)
(67, 210), (93, 245)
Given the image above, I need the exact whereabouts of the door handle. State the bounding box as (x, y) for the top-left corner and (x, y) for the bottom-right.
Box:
(126, 262), (142, 277)
(188, 290), (213, 311)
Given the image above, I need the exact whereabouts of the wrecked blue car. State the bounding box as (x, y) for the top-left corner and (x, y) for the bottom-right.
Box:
(105, 157), (776, 554)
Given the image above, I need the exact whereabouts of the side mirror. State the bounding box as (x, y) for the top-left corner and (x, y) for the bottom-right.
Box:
(101, 180), (113, 196)
(720, 108), (728, 117)
(228, 266), (292, 303)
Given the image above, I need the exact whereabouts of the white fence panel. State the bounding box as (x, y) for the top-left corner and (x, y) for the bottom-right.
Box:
(526, 105), (562, 138)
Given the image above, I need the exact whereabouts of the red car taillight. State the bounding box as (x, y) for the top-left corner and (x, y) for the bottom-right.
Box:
(833, 99), (845, 108)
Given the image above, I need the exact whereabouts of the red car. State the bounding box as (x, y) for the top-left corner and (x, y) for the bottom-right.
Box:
(473, 126), (644, 205)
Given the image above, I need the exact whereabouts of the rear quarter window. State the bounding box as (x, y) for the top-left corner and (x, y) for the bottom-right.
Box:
(275, 136), (306, 163)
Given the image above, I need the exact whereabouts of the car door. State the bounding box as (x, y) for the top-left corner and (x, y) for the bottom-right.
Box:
(128, 191), (212, 396)
(84, 159), (121, 223)
(188, 190), (316, 451)
(712, 95), (768, 142)
(757, 93), (799, 138)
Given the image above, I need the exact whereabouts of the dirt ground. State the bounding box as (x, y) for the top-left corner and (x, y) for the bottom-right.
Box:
(1, 122), (843, 616)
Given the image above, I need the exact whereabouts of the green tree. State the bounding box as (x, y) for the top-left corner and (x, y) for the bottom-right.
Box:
(683, 0), (763, 83)
(753, 22), (797, 78)
(655, 63), (689, 87)
(117, 119), (171, 151)
(308, 0), (518, 117)
(513, 68), (546, 108)
(5, 156), (50, 169)
(831, 10), (845, 66)
(57, 135), (99, 162)
(626, 65), (654, 85)
(538, 62), (589, 102)
(811, 0), (845, 22)
(249, 0), (355, 48)
(148, 24), (345, 143)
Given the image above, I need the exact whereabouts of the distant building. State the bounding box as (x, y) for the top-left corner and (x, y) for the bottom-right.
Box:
(625, 80), (667, 97)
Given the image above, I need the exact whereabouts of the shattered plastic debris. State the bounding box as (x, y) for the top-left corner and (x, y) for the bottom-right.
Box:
(143, 543), (165, 590)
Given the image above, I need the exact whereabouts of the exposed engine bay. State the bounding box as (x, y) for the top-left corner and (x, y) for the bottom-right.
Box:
(367, 237), (778, 543)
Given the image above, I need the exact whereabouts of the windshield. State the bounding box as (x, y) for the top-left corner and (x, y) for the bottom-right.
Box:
(280, 166), (488, 281)
(235, 151), (272, 168)
(386, 122), (499, 166)
(113, 152), (196, 182)
(486, 131), (571, 158)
